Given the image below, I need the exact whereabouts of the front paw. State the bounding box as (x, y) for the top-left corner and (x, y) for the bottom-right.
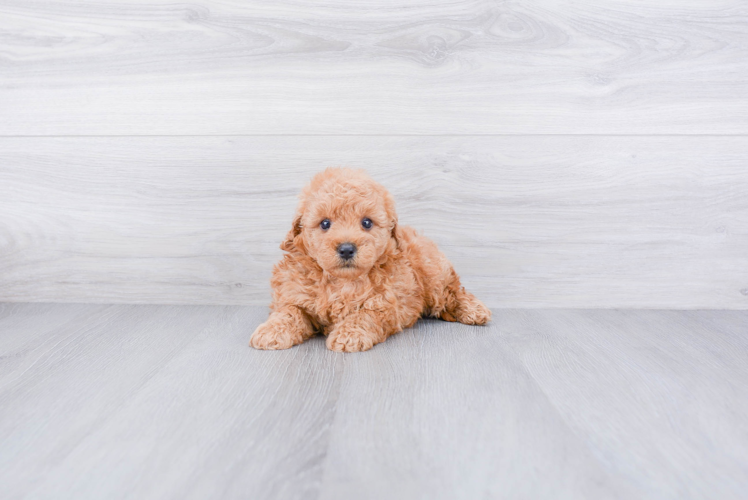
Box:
(250, 318), (302, 350)
(326, 324), (377, 353)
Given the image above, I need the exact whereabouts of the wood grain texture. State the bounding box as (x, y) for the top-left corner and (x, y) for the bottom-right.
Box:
(1, 304), (747, 499)
(500, 309), (748, 500)
(1, 0), (747, 134)
(1, 136), (746, 308)
(0, 304), (342, 500)
(318, 318), (639, 500)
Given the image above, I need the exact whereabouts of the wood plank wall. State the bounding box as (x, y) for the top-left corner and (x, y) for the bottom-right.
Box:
(1, 0), (747, 308)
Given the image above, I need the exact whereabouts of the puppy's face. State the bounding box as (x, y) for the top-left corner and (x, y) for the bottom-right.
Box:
(283, 169), (397, 279)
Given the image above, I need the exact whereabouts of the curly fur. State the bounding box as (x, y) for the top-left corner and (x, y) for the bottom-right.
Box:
(250, 168), (491, 352)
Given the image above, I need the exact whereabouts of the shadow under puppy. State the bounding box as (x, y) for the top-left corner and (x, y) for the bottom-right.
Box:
(251, 168), (491, 352)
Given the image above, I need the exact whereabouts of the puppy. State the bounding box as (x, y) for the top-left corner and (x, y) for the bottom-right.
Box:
(250, 168), (491, 352)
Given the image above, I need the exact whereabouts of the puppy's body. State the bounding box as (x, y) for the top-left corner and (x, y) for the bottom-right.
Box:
(251, 168), (490, 352)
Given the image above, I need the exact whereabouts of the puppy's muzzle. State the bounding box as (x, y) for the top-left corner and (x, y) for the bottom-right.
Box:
(337, 242), (357, 261)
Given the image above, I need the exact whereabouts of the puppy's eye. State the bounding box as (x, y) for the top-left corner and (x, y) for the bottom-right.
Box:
(320, 219), (331, 230)
(361, 218), (373, 230)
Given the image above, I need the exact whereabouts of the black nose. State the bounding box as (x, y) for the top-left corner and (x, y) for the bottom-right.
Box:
(337, 242), (357, 261)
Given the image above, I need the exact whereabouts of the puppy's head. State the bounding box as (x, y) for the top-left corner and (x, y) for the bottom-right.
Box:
(282, 168), (398, 278)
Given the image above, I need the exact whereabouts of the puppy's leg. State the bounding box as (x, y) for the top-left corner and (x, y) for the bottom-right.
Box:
(439, 270), (492, 326)
(404, 229), (491, 326)
(326, 310), (387, 353)
(250, 305), (315, 350)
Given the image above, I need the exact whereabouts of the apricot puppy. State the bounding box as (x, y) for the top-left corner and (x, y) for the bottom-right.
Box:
(250, 168), (491, 352)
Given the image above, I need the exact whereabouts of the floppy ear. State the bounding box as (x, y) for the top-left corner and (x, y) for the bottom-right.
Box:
(391, 219), (400, 249)
(280, 213), (304, 253)
(379, 187), (400, 250)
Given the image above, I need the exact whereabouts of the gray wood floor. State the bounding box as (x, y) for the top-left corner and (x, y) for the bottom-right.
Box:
(1, 303), (746, 499)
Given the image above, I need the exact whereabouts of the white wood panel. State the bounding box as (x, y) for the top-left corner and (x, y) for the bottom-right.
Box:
(1, 0), (747, 135)
(1, 136), (746, 308)
(1, 304), (747, 498)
